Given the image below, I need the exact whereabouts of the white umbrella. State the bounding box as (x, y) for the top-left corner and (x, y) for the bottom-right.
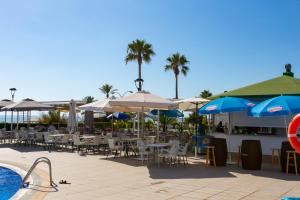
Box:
(0, 100), (13, 108)
(79, 98), (144, 112)
(175, 97), (210, 111)
(110, 91), (177, 109)
(67, 100), (77, 134)
(79, 98), (145, 134)
(176, 97), (210, 156)
(110, 91), (177, 137)
(2, 98), (53, 111)
(2, 98), (53, 129)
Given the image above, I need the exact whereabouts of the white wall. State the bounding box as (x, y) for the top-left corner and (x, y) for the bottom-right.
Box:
(211, 132), (287, 155)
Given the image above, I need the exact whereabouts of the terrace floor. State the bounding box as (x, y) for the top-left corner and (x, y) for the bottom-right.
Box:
(0, 145), (299, 200)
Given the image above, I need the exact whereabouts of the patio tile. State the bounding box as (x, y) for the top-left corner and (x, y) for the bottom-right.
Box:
(0, 146), (300, 200)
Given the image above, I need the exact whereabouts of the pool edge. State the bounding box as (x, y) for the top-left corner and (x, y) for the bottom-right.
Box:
(0, 160), (50, 200)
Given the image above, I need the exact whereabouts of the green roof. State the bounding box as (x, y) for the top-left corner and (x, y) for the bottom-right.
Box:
(212, 75), (300, 99)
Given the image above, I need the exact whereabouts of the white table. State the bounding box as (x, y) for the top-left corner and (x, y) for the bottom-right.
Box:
(146, 143), (170, 167)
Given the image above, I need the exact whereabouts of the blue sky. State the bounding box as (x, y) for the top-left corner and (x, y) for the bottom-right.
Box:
(0, 0), (299, 101)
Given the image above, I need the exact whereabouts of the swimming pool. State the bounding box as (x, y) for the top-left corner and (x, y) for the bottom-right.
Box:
(0, 167), (22, 200)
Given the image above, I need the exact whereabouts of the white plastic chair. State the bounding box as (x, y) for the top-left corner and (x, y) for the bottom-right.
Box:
(178, 143), (189, 165)
(56, 134), (71, 150)
(158, 143), (180, 167)
(43, 133), (55, 150)
(0, 131), (4, 143)
(136, 140), (151, 165)
(106, 138), (122, 158)
(72, 135), (85, 153)
(86, 136), (102, 152)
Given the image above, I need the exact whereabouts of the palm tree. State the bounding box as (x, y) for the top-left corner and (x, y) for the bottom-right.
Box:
(125, 39), (155, 91)
(99, 84), (117, 98)
(164, 53), (189, 99)
(83, 96), (95, 103)
(200, 90), (212, 98)
(39, 111), (67, 124)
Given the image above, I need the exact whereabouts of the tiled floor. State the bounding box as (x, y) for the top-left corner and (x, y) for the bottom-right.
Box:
(0, 145), (299, 200)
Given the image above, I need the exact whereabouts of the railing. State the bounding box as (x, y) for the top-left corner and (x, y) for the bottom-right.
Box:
(22, 157), (54, 188)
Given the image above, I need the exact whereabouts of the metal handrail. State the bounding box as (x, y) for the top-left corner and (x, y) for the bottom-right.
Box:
(22, 157), (54, 188)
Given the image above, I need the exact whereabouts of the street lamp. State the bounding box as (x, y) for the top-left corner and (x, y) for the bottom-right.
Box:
(9, 88), (16, 131)
(9, 88), (16, 102)
(134, 78), (144, 91)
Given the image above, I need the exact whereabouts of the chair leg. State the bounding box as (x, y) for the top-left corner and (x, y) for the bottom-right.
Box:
(106, 150), (110, 159)
(286, 152), (290, 174)
(293, 153), (298, 175)
(212, 149), (216, 167)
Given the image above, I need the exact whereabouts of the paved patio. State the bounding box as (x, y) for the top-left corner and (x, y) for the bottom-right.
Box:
(0, 145), (299, 200)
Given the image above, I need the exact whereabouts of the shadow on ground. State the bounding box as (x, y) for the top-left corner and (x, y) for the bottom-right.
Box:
(1, 144), (298, 182)
(102, 154), (300, 181)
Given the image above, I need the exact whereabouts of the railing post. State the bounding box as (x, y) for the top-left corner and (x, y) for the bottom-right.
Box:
(22, 157), (54, 188)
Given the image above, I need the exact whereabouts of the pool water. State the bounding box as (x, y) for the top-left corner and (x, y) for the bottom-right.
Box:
(0, 167), (22, 200)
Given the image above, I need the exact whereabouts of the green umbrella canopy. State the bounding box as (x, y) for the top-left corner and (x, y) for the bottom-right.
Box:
(211, 75), (300, 99)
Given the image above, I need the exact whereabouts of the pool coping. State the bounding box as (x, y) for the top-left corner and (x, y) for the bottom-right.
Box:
(0, 160), (51, 200)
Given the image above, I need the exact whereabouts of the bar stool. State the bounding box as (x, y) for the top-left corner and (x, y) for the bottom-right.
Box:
(271, 148), (281, 170)
(206, 146), (216, 167)
(286, 150), (298, 175)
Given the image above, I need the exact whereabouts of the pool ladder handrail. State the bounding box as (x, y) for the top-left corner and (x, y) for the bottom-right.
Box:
(22, 157), (54, 188)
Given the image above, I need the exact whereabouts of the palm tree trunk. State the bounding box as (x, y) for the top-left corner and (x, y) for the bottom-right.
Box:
(175, 74), (179, 99)
(138, 61), (142, 91)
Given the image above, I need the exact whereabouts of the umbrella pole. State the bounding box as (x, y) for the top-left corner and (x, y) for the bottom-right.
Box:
(137, 112), (140, 138)
(141, 107), (144, 138)
(10, 111), (13, 131)
(133, 115), (135, 133)
(29, 111), (31, 128)
(4, 111), (7, 130)
(227, 112), (235, 164)
(195, 103), (199, 157)
(157, 110), (160, 142)
(16, 111), (19, 130)
(284, 116), (288, 134)
(112, 115), (114, 133)
(27, 111), (29, 128)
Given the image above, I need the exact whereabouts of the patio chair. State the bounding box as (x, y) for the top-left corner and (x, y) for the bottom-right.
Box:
(15, 131), (29, 146)
(158, 143), (180, 167)
(178, 143), (189, 165)
(32, 132), (44, 144)
(86, 136), (102, 153)
(72, 135), (86, 153)
(43, 133), (55, 150)
(106, 138), (122, 159)
(135, 140), (151, 165)
(56, 134), (71, 150)
(0, 130), (5, 144)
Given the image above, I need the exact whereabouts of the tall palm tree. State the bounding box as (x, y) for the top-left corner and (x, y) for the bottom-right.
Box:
(125, 39), (155, 91)
(165, 53), (189, 99)
(83, 96), (95, 103)
(99, 84), (117, 98)
(200, 90), (212, 98)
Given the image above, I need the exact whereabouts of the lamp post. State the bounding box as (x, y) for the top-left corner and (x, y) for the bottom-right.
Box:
(9, 88), (16, 131)
(134, 78), (144, 91)
(9, 88), (16, 101)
